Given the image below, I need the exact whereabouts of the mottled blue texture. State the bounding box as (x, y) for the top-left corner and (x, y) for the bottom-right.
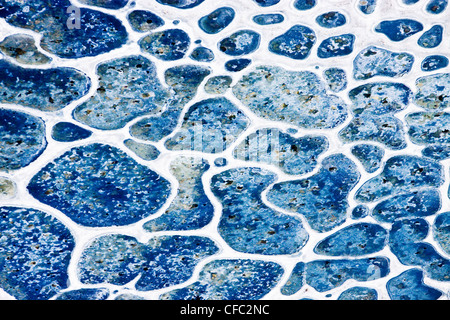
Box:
(51, 122), (92, 143)
(204, 75), (232, 94)
(421, 55), (449, 71)
(372, 189), (441, 223)
(54, 288), (110, 300)
(198, 7), (235, 34)
(268, 25), (316, 60)
(305, 257), (390, 292)
(144, 157), (214, 232)
(355, 155), (444, 202)
(156, 0), (205, 9)
(323, 68), (347, 92)
(413, 73), (450, 110)
(219, 30), (261, 56)
(387, 269), (442, 300)
(123, 139), (160, 161)
(233, 128), (328, 175)
(351, 144), (385, 173)
(160, 259), (283, 300)
(78, 234), (219, 291)
(357, 0), (377, 14)
(425, 0), (448, 14)
(422, 144), (450, 160)
(293, 0), (316, 10)
(0, 109), (47, 171)
(406, 112), (450, 146)
(78, 0), (128, 9)
(0, 0), (128, 58)
(127, 10), (165, 32)
(375, 19), (423, 42)
(389, 218), (450, 281)
(211, 167), (309, 255)
(0, 207), (75, 300)
(418, 25), (443, 48)
(139, 29), (190, 61)
(0, 34), (51, 65)
(280, 262), (305, 296)
(225, 58), (252, 72)
(253, 0), (280, 6)
(253, 13), (284, 25)
(165, 97), (250, 153)
(351, 205), (370, 219)
(267, 154), (360, 232)
(353, 46), (414, 80)
(337, 287), (378, 300)
(129, 65), (210, 142)
(315, 12), (346, 28)
(190, 46), (215, 62)
(233, 65), (348, 129)
(27, 143), (171, 227)
(0, 59), (91, 112)
(433, 212), (450, 255)
(73, 56), (168, 130)
(317, 34), (355, 58)
(314, 223), (388, 256)
(214, 157), (228, 167)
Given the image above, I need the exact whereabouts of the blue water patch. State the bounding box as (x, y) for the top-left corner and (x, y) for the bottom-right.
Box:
(123, 139), (160, 161)
(219, 30), (261, 56)
(406, 112), (450, 145)
(422, 144), (450, 160)
(253, 13), (284, 25)
(253, 0), (280, 6)
(315, 12), (346, 28)
(280, 262), (305, 296)
(0, 109), (47, 171)
(27, 143), (171, 227)
(139, 29), (190, 61)
(51, 122), (92, 143)
(144, 157), (214, 232)
(353, 46), (414, 80)
(269, 25), (316, 60)
(211, 167), (309, 255)
(160, 259), (283, 300)
(375, 19), (423, 42)
(127, 10), (165, 32)
(267, 154), (360, 232)
(317, 34), (355, 58)
(0, 207), (75, 300)
(0, 59), (91, 112)
(413, 73), (450, 110)
(417, 25), (443, 48)
(198, 7), (235, 34)
(78, 234), (219, 291)
(351, 205), (370, 219)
